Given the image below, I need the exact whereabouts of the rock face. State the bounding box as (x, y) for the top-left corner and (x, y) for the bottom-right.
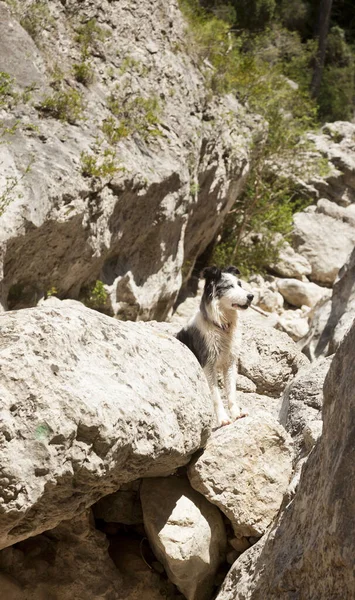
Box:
(279, 357), (332, 459)
(0, 303), (212, 550)
(0, 0), (260, 319)
(141, 476), (226, 600)
(188, 416), (293, 537)
(307, 121), (355, 206)
(216, 321), (355, 600)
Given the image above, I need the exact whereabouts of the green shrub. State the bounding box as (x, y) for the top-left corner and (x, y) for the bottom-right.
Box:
(75, 18), (111, 55)
(73, 61), (94, 85)
(80, 148), (120, 178)
(38, 89), (85, 123)
(81, 280), (108, 311)
(20, 1), (54, 41)
(105, 93), (162, 140)
(0, 72), (13, 108)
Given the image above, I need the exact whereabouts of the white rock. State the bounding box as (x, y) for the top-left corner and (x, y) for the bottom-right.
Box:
(277, 278), (330, 308)
(302, 245), (355, 358)
(257, 288), (284, 313)
(279, 356), (332, 459)
(275, 309), (310, 341)
(292, 210), (355, 285)
(188, 415), (293, 537)
(0, 304), (212, 550)
(141, 476), (226, 600)
(216, 320), (355, 600)
(272, 239), (312, 279)
(238, 314), (309, 397)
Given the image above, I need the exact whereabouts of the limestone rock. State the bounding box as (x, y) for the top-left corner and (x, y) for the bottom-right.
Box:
(141, 476), (226, 600)
(257, 288), (284, 313)
(0, 511), (178, 600)
(239, 317), (309, 397)
(271, 239), (312, 279)
(93, 481), (143, 525)
(0, 512), (123, 600)
(307, 121), (355, 205)
(292, 210), (355, 285)
(275, 307), (310, 341)
(276, 278), (330, 308)
(0, 0), (261, 320)
(216, 320), (355, 600)
(188, 416), (293, 537)
(279, 356), (332, 459)
(303, 245), (355, 359)
(0, 304), (212, 550)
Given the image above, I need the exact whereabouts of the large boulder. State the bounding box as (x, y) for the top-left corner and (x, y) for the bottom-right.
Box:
(292, 207), (355, 286)
(276, 278), (330, 308)
(188, 416), (293, 537)
(0, 0), (260, 319)
(271, 239), (312, 279)
(279, 357), (332, 459)
(303, 245), (355, 359)
(141, 476), (226, 600)
(216, 320), (355, 600)
(238, 314), (309, 397)
(0, 303), (212, 549)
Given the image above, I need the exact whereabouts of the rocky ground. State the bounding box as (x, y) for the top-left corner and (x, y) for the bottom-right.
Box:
(0, 1), (355, 599)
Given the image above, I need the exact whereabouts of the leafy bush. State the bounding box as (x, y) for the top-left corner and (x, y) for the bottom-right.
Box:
(38, 89), (85, 123)
(81, 280), (108, 311)
(80, 148), (121, 179)
(75, 18), (111, 56)
(105, 93), (162, 141)
(73, 61), (94, 85)
(20, 1), (54, 41)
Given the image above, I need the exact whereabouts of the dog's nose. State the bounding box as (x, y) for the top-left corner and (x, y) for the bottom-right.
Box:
(247, 293), (254, 303)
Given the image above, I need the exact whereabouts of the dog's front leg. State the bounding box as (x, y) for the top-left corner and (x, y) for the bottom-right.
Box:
(204, 365), (230, 427)
(223, 361), (243, 421)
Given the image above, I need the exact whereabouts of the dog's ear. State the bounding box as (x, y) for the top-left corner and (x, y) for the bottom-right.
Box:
(201, 266), (222, 281)
(225, 265), (240, 276)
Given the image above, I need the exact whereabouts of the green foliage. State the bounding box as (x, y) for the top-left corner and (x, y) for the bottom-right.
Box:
(80, 147), (121, 179)
(75, 18), (111, 56)
(180, 0), (323, 275)
(233, 0), (276, 31)
(105, 93), (162, 141)
(20, 1), (54, 41)
(82, 280), (108, 310)
(0, 158), (34, 217)
(0, 72), (14, 108)
(46, 286), (58, 297)
(38, 89), (85, 123)
(73, 61), (94, 85)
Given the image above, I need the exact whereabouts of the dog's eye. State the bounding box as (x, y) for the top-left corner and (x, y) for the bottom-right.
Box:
(238, 281), (242, 287)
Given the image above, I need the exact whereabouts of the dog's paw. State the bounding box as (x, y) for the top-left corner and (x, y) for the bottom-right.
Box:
(216, 410), (231, 428)
(230, 405), (248, 421)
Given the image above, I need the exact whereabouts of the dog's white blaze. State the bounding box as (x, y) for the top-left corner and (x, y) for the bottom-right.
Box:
(219, 273), (250, 310)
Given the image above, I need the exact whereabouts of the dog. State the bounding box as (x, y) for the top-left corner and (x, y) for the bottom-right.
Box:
(176, 265), (254, 427)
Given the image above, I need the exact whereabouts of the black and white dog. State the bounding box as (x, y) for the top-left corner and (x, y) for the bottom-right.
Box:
(176, 266), (254, 427)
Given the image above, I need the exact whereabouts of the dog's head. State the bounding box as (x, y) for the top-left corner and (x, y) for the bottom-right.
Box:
(202, 265), (254, 310)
